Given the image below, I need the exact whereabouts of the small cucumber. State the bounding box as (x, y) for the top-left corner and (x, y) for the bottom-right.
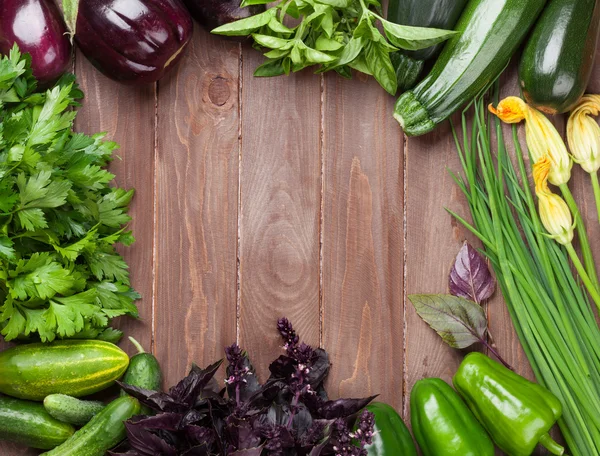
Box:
(43, 394), (105, 426)
(120, 337), (162, 393)
(40, 396), (141, 456)
(0, 340), (130, 400)
(0, 395), (75, 450)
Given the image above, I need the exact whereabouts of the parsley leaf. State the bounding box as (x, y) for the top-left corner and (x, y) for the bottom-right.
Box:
(0, 46), (139, 342)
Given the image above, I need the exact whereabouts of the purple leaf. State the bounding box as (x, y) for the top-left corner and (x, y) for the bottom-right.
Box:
(318, 396), (377, 419)
(169, 360), (224, 405)
(124, 421), (178, 456)
(229, 446), (265, 456)
(449, 242), (495, 304)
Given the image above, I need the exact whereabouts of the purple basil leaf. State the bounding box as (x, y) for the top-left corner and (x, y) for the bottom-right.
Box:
(408, 294), (488, 349)
(307, 348), (330, 387)
(268, 355), (296, 380)
(226, 415), (262, 450)
(318, 396), (377, 420)
(185, 425), (215, 446)
(449, 242), (495, 304)
(291, 403), (313, 437)
(128, 412), (182, 431)
(180, 409), (208, 428)
(229, 446), (265, 456)
(181, 446), (211, 456)
(169, 360), (224, 405)
(117, 383), (187, 413)
(124, 421), (178, 456)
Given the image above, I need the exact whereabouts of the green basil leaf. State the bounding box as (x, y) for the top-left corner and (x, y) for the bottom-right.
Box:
(315, 35), (343, 51)
(268, 17), (294, 35)
(303, 46), (336, 64)
(241, 0), (271, 5)
(252, 34), (293, 50)
(254, 59), (286, 77)
(365, 41), (397, 95)
(334, 66), (353, 79)
(331, 37), (364, 67)
(318, 9), (335, 38)
(381, 19), (458, 51)
(290, 44), (303, 64)
(315, 0), (350, 6)
(212, 9), (275, 36)
(282, 57), (291, 75)
(408, 294), (488, 350)
(348, 54), (372, 75)
(353, 17), (374, 40)
(264, 49), (290, 59)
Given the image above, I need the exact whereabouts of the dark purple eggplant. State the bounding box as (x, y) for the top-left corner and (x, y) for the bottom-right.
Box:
(182, 0), (265, 30)
(75, 0), (193, 84)
(0, 0), (71, 87)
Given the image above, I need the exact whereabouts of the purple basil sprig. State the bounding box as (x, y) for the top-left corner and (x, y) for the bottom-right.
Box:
(112, 318), (375, 456)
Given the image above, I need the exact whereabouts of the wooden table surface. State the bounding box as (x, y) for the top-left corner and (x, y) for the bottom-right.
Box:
(3, 21), (600, 456)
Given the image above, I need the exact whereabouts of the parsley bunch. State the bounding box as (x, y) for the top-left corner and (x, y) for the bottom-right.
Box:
(212, 0), (457, 95)
(0, 46), (139, 343)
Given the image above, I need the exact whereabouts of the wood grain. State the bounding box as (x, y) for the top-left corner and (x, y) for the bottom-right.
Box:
(153, 26), (240, 388)
(404, 118), (468, 420)
(238, 50), (321, 382)
(74, 52), (156, 358)
(322, 72), (404, 409)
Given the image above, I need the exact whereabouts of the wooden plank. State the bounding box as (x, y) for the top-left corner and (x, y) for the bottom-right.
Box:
(238, 51), (321, 381)
(321, 72), (404, 409)
(74, 53), (156, 358)
(153, 26), (240, 388)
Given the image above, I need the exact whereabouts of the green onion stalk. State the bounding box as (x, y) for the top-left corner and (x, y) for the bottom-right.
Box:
(449, 96), (600, 455)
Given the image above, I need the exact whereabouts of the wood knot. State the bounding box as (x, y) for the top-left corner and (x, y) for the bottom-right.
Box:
(208, 76), (230, 106)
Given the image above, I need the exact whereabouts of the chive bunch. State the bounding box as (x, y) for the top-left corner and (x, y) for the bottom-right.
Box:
(450, 97), (600, 455)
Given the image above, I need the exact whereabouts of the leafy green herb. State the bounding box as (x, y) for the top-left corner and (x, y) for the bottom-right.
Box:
(0, 46), (139, 343)
(212, 0), (457, 95)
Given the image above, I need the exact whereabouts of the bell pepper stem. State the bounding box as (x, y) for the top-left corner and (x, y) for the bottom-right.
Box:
(539, 433), (564, 455)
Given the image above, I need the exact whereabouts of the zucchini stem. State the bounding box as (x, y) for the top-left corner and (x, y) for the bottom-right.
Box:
(128, 336), (146, 354)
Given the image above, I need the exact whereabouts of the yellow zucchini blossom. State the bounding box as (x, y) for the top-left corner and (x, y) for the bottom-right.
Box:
(567, 95), (600, 174)
(489, 96), (572, 186)
(533, 156), (575, 246)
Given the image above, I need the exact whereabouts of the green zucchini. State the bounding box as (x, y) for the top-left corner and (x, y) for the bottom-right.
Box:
(519, 0), (600, 114)
(120, 337), (162, 394)
(0, 395), (75, 450)
(387, 0), (469, 92)
(393, 0), (547, 136)
(44, 394), (105, 426)
(0, 340), (129, 400)
(40, 396), (141, 456)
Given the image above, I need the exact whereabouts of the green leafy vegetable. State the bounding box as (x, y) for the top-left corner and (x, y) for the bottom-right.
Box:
(213, 0), (457, 95)
(0, 45), (139, 342)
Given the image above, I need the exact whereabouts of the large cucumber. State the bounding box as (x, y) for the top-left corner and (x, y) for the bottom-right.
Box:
(40, 396), (141, 456)
(519, 0), (600, 114)
(387, 0), (469, 92)
(0, 395), (75, 450)
(0, 340), (129, 400)
(44, 394), (105, 426)
(393, 0), (547, 136)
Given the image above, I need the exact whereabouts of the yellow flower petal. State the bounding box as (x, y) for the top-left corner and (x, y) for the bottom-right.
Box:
(567, 95), (600, 174)
(490, 97), (572, 186)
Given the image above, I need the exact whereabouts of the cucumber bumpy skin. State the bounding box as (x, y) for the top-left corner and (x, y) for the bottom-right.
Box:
(40, 396), (141, 456)
(44, 394), (105, 426)
(0, 395), (75, 450)
(393, 0), (547, 136)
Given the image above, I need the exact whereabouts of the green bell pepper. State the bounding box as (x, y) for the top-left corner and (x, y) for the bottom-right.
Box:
(361, 402), (417, 456)
(410, 378), (495, 456)
(453, 352), (564, 456)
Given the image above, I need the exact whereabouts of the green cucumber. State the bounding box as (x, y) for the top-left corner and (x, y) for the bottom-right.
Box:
(44, 394), (105, 426)
(387, 0), (469, 92)
(0, 340), (129, 400)
(519, 0), (600, 114)
(40, 396), (141, 456)
(393, 0), (547, 136)
(0, 395), (75, 450)
(120, 337), (162, 393)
